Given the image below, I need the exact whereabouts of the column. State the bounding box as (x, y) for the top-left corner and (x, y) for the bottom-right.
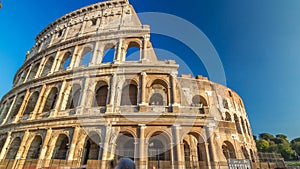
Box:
(138, 124), (147, 169)
(100, 125), (112, 169)
(115, 38), (124, 63)
(14, 89), (31, 122)
(91, 41), (100, 65)
(31, 85), (47, 120)
(68, 45), (80, 69)
(35, 56), (47, 78)
(204, 143), (212, 169)
(37, 128), (52, 168)
(171, 74), (180, 112)
(172, 125), (184, 169)
(0, 132), (12, 159)
(67, 126), (81, 161)
(139, 72), (148, 112)
(107, 73), (117, 113)
(13, 131), (30, 169)
(51, 51), (61, 73)
(205, 123), (217, 168)
(1, 95), (17, 125)
(53, 80), (67, 117)
(142, 34), (150, 60)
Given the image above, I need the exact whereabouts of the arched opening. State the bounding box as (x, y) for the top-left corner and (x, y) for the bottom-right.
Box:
(225, 112), (232, 121)
(234, 114), (242, 134)
(241, 146), (249, 160)
(80, 47), (92, 67)
(184, 141), (191, 162)
(121, 84), (138, 106)
(59, 52), (72, 71)
(27, 135), (43, 159)
(125, 42), (141, 61)
(53, 134), (69, 160)
(27, 63), (40, 81)
(240, 117), (247, 134)
(42, 87), (59, 112)
(148, 133), (170, 161)
(149, 80), (168, 106)
(222, 141), (236, 160)
(23, 91), (40, 120)
(5, 137), (21, 159)
(82, 132), (101, 165)
(223, 99), (229, 109)
(93, 84), (108, 107)
(0, 100), (12, 123)
(102, 47), (115, 63)
(192, 95), (208, 107)
(0, 138), (7, 152)
(250, 149), (255, 162)
(41, 57), (54, 76)
(18, 68), (29, 84)
(9, 95), (24, 121)
(115, 133), (135, 160)
(66, 85), (82, 109)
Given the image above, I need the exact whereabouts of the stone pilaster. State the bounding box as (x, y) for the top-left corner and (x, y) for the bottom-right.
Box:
(172, 125), (184, 169)
(171, 74), (180, 112)
(31, 85), (47, 120)
(1, 95), (17, 125)
(37, 128), (52, 168)
(53, 80), (67, 117)
(139, 72), (148, 112)
(14, 89), (31, 122)
(67, 126), (81, 161)
(107, 73), (117, 113)
(0, 132), (12, 159)
(138, 124), (147, 169)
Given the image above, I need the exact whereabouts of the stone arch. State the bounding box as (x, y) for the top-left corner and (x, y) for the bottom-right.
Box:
(222, 141), (236, 160)
(42, 87), (59, 113)
(191, 95), (208, 107)
(115, 132), (135, 160)
(121, 80), (138, 106)
(65, 84), (82, 109)
(23, 91), (40, 120)
(234, 114), (242, 134)
(149, 79), (169, 106)
(5, 137), (22, 159)
(102, 44), (116, 63)
(93, 81), (109, 107)
(9, 94), (25, 122)
(81, 131), (102, 165)
(79, 46), (93, 67)
(0, 99), (13, 123)
(184, 132), (207, 163)
(225, 112), (232, 121)
(41, 56), (54, 76)
(124, 40), (142, 61)
(52, 134), (70, 160)
(148, 131), (171, 161)
(26, 135), (43, 159)
(27, 62), (41, 81)
(59, 52), (72, 71)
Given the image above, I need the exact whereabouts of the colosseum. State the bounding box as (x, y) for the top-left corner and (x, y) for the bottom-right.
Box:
(0, 0), (258, 168)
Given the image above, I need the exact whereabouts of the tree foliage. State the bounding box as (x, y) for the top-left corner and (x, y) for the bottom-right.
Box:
(256, 133), (298, 161)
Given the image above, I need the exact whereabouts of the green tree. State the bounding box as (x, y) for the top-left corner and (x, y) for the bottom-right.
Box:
(259, 133), (275, 141)
(257, 139), (269, 152)
(291, 138), (300, 156)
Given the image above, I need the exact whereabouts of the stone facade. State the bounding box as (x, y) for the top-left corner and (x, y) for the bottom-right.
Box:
(0, 0), (258, 168)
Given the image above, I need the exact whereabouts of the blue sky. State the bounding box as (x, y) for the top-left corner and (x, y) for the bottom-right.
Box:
(1, 0), (300, 139)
